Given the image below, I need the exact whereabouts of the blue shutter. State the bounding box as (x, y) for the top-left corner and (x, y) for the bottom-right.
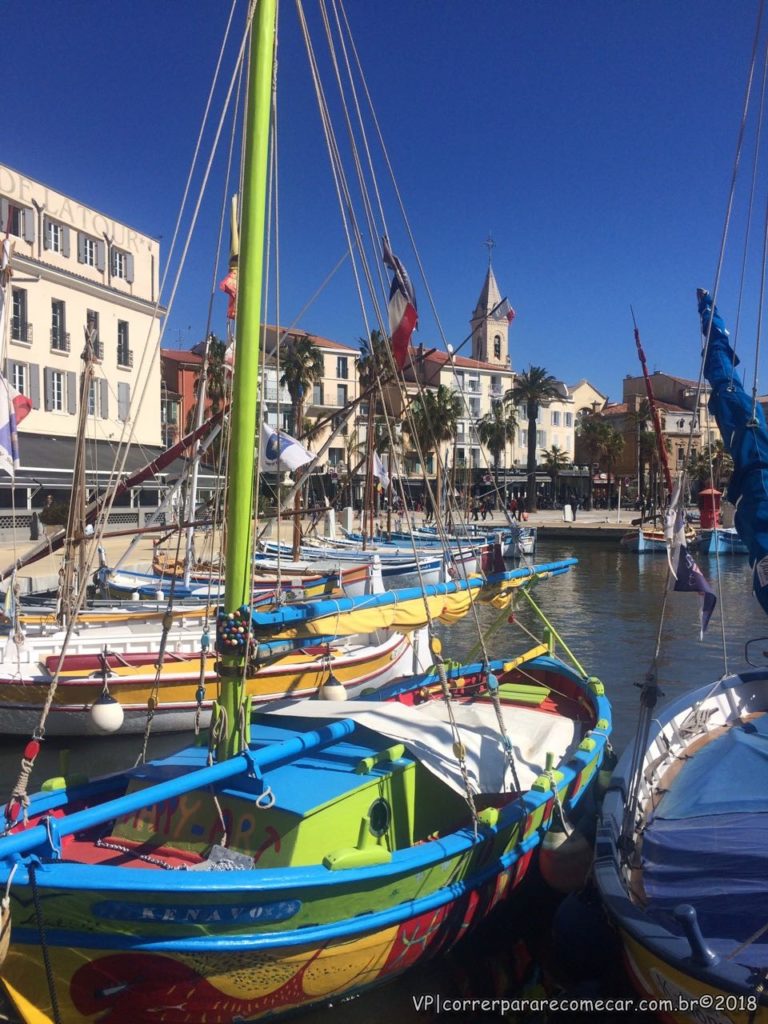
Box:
(100, 378), (109, 419)
(61, 227), (70, 258)
(125, 253), (134, 283)
(42, 217), (50, 250)
(96, 240), (105, 272)
(77, 233), (85, 263)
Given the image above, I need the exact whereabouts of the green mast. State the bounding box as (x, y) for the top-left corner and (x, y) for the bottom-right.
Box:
(217, 0), (277, 758)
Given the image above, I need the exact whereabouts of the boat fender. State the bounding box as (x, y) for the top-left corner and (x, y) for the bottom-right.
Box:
(318, 671), (346, 700)
(90, 690), (125, 733)
(596, 743), (618, 797)
(539, 805), (594, 893)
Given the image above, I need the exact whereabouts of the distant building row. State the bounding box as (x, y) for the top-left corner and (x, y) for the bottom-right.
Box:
(0, 163), (737, 507)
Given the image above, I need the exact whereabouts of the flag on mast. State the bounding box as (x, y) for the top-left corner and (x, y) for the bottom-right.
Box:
(667, 506), (716, 637)
(491, 297), (516, 323)
(373, 451), (389, 489)
(0, 374), (31, 478)
(259, 423), (313, 473)
(383, 236), (418, 370)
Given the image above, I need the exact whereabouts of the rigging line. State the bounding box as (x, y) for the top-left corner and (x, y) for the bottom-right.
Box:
(311, 1), (470, 565)
(296, 1), (427, 566)
(333, 0), (388, 249)
(699, 0), (765, 392)
(266, 40), (281, 591)
(751, 168), (768, 419)
(96, 10), (255, 555)
(97, 0), (243, 510)
(729, 28), (768, 385)
(296, 0), (381, 338)
(702, 396), (730, 677)
(323, 0), (390, 305)
(336, 0), (453, 352)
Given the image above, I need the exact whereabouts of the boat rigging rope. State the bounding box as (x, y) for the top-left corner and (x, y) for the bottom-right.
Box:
(30, 862), (62, 1024)
(296, 0), (535, 802)
(619, 4), (766, 852)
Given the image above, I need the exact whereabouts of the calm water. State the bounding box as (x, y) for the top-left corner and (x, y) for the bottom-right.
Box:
(0, 537), (761, 1022)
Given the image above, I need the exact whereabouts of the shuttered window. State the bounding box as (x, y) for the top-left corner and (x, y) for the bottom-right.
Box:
(117, 381), (130, 422)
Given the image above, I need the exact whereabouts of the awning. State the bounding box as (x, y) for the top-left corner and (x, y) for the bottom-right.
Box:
(4, 434), (219, 491)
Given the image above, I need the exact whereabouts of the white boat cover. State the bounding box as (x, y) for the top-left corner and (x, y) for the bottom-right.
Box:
(266, 698), (579, 795)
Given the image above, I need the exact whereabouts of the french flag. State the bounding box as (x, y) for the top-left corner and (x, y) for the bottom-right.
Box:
(0, 374), (31, 478)
(383, 236), (418, 370)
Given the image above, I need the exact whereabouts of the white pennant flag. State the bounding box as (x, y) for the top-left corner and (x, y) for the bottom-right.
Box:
(259, 422), (313, 473)
(373, 451), (389, 488)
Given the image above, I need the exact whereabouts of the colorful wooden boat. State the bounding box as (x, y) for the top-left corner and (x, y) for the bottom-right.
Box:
(0, 4), (613, 1019)
(701, 525), (749, 556)
(620, 522), (699, 553)
(0, 650), (611, 1023)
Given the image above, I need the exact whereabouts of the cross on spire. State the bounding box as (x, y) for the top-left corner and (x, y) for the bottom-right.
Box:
(484, 233), (495, 268)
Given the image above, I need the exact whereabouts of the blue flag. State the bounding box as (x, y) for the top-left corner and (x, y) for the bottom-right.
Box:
(668, 509), (716, 637)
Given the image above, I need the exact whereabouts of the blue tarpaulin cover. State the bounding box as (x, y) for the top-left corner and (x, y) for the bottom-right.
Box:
(642, 716), (768, 965)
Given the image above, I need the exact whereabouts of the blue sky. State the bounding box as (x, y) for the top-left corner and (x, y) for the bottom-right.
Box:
(3, 0), (765, 400)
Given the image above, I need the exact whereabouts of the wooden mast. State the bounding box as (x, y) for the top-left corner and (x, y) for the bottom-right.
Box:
(632, 311), (673, 507)
(217, 0), (277, 759)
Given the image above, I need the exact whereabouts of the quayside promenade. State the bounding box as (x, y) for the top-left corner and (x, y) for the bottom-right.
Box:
(0, 508), (632, 592)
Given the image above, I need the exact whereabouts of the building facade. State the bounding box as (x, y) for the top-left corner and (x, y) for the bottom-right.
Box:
(1, 164), (163, 450)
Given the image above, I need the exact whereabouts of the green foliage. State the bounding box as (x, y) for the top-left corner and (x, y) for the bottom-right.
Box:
(279, 334), (324, 436)
(505, 365), (561, 512)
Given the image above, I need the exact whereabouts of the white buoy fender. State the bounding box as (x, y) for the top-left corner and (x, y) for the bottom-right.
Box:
(539, 818), (594, 893)
(90, 691), (125, 733)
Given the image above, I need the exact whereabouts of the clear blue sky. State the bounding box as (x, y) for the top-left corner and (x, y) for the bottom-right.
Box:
(4, 0), (765, 401)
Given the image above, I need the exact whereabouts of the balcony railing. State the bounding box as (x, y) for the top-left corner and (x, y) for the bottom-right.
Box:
(51, 328), (70, 352)
(117, 347), (133, 368)
(11, 320), (32, 344)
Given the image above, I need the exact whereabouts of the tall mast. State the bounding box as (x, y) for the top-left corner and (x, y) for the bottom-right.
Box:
(217, 0), (277, 758)
(632, 312), (673, 505)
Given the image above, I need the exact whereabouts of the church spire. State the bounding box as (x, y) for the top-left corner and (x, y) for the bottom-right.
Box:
(470, 239), (511, 367)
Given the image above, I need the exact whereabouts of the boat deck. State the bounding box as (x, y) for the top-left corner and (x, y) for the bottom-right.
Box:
(640, 713), (768, 968)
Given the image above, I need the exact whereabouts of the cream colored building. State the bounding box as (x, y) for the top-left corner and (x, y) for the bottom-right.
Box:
(0, 164), (163, 448)
(261, 326), (360, 470)
(411, 264), (577, 479)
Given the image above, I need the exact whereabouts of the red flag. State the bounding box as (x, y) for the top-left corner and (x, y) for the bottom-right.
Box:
(219, 266), (238, 320)
(382, 237), (418, 369)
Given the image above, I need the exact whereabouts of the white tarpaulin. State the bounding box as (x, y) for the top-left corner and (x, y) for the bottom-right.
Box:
(266, 698), (579, 795)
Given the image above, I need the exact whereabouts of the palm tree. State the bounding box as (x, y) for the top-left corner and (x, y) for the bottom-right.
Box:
(279, 333), (323, 556)
(540, 445), (570, 505)
(505, 366), (561, 513)
(403, 384), (462, 508)
(602, 427), (626, 509)
(478, 400), (517, 491)
(687, 440), (733, 490)
(577, 413), (611, 510)
(279, 333), (323, 440)
(356, 330), (392, 394)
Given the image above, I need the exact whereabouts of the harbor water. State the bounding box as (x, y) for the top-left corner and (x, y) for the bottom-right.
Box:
(0, 536), (761, 1022)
